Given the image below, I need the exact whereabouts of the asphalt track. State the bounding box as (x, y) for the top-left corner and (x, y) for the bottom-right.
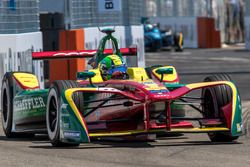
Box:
(0, 48), (250, 167)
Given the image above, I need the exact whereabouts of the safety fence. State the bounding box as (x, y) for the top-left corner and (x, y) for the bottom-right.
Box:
(0, 0), (39, 34)
(145, 0), (245, 44)
(39, 0), (144, 29)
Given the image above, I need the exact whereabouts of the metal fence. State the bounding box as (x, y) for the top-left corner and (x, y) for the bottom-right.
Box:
(70, 0), (144, 29)
(0, 0), (39, 34)
(245, 0), (250, 16)
(145, 0), (246, 43)
(144, 0), (213, 17)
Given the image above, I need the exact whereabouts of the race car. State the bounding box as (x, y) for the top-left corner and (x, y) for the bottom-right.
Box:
(1, 28), (243, 147)
(144, 23), (183, 52)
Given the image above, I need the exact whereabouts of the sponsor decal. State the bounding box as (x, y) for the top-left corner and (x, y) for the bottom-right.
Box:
(14, 97), (46, 112)
(98, 0), (122, 12)
(149, 90), (168, 94)
(64, 131), (80, 138)
(237, 123), (242, 132)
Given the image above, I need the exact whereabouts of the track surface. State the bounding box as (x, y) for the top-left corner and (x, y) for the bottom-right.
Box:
(0, 48), (250, 167)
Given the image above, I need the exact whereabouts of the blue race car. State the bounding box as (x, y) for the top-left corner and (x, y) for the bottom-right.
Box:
(144, 23), (183, 52)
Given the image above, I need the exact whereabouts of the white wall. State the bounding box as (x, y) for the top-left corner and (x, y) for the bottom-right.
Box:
(130, 26), (145, 67)
(0, 32), (43, 108)
(149, 17), (198, 48)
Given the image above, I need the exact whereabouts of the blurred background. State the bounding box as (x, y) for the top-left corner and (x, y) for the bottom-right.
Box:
(0, 0), (249, 90)
(145, 0), (246, 44)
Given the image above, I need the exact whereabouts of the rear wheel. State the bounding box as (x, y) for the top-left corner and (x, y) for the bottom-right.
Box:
(1, 73), (15, 137)
(202, 74), (239, 142)
(46, 80), (84, 147)
(174, 33), (183, 52)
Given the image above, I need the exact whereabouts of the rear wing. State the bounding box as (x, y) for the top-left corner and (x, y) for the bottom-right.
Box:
(32, 47), (137, 60)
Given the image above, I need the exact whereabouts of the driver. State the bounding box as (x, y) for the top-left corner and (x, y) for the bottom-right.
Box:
(99, 54), (127, 80)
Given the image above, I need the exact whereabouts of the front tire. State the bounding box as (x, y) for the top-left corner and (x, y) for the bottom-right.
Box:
(202, 74), (239, 142)
(46, 80), (83, 147)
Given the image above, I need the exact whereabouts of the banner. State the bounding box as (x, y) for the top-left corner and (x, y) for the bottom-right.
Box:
(98, 0), (121, 12)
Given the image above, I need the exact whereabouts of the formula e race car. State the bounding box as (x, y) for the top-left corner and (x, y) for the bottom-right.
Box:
(1, 28), (242, 147)
(144, 23), (183, 52)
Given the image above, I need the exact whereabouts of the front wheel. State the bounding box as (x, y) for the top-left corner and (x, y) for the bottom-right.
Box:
(46, 80), (83, 147)
(202, 74), (239, 142)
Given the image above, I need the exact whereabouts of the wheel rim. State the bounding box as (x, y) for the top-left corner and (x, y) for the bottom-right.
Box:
(48, 96), (57, 132)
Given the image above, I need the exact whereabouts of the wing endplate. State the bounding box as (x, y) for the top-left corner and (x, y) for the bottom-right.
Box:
(170, 81), (243, 137)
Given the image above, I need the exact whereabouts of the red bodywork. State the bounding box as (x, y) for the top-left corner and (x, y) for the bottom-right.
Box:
(78, 79), (193, 134)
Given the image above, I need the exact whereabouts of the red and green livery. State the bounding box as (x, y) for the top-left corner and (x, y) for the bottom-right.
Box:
(1, 28), (243, 146)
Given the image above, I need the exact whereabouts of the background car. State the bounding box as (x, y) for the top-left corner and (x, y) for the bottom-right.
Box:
(144, 23), (183, 52)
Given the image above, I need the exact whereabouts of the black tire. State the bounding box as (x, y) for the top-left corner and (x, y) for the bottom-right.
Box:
(1, 72), (15, 137)
(174, 33), (183, 52)
(202, 74), (239, 142)
(46, 80), (84, 147)
(1, 72), (35, 138)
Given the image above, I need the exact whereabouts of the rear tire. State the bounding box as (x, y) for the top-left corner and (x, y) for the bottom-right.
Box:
(174, 33), (183, 52)
(46, 80), (83, 147)
(1, 72), (37, 138)
(202, 74), (239, 142)
(1, 73), (15, 137)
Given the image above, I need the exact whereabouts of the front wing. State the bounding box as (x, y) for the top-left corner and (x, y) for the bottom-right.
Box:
(58, 81), (242, 144)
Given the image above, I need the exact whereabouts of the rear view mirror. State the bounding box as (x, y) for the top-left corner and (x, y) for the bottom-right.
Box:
(77, 71), (96, 87)
(156, 68), (173, 75)
(77, 71), (96, 80)
(155, 68), (173, 82)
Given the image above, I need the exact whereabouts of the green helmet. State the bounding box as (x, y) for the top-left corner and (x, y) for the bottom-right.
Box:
(99, 55), (127, 80)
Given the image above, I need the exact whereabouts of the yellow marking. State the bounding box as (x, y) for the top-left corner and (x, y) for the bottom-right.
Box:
(152, 66), (178, 82)
(88, 69), (103, 83)
(13, 73), (39, 89)
(179, 33), (183, 48)
(144, 82), (166, 90)
(107, 55), (123, 66)
(89, 130), (148, 137)
(171, 127), (229, 132)
(64, 88), (98, 140)
(127, 67), (149, 81)
(186, 81), (238, 129)
(88, 127), (229, 137)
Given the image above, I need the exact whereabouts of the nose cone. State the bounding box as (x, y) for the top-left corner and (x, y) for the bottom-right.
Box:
(148, 90), (172, 101)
